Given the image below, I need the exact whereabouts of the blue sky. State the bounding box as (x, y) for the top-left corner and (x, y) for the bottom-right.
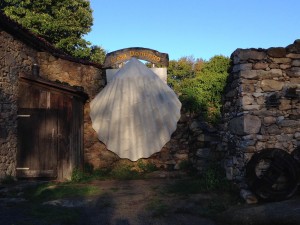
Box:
(85, 0), (300, 61)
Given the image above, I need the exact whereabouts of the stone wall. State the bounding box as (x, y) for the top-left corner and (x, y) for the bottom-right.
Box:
(0, 28), (105, 178)
(0, 29), (37, 177)
(36, 52), (106, 171)
(149, 112), (221, 171)
(82, 108), (221, 172)
(0, 25), (218, 178)
(222, 40), (300, 182)
(7, 18), (300, 181)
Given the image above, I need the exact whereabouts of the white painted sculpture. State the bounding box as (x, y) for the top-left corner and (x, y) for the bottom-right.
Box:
(90, 58), (181, 161)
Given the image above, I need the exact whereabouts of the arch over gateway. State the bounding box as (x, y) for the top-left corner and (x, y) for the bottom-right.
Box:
(103, 47), (169, 68)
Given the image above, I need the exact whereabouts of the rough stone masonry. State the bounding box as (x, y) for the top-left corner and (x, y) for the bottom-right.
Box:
(222, 40), (300, 182)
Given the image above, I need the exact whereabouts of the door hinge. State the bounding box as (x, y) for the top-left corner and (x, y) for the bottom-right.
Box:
(17, 115), (31, 118)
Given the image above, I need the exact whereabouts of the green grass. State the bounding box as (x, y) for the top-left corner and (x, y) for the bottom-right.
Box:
(166, 164), (233, 194)
(24, 182), (102, 202)
(71, 160), (158, 182)
(163, 165), (241, 217)
(19, 182), (102, 224)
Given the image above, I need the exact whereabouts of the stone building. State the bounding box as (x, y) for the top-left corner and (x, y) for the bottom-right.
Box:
(0, 12), (104, 179)
(0, 12), (200, 180)
(2, 10), (298, 183)
(222, 40), (300, 182)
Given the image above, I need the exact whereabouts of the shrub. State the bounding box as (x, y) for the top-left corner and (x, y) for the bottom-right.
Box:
(168, 55), (230, 124)
(71, 168), (88, 182)
(137, 160), (157, 173)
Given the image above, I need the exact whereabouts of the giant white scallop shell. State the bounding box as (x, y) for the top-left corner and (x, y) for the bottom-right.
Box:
(90, 58), (181, 161)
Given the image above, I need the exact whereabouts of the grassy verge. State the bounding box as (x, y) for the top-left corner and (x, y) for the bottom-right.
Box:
(71, 160), (158, 182)
(24, 182), (102, 203)
(12, 162), (240, 223)
(18, 182), (102, 225)
(154, 164), (241, 218)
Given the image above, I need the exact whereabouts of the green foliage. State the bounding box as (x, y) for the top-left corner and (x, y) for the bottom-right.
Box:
(136, 159), (158, 173)
(166, 164), (231, 194)
(1, 0), (106, 64)
(109, 160), (157, 179)
(25, 182), (101, 202)
(70, 161), (158, 182)
(89, 45), (107, 64)
(168, 56), (196, 81)
(71, 167), (87, 182)
(110, 162), (140, 180)
(199, 163), (230, 191)
(168, 55), (230, 123)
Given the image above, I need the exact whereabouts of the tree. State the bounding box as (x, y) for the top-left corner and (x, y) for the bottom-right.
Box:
(168, 56), (195, 81)
(167, 55), (230, 123)
(167, 56), (200, 94)
(1, 0), (106, 64)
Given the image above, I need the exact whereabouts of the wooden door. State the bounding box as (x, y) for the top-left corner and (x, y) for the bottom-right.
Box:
(17, 83), (62, 178)
(17, 108), (58, 177)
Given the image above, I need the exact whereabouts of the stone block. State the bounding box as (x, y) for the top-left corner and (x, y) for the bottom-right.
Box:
(229, 115), (261, 135)
(280, 64), (291, 69)
(253, 62), (268, 70)
(266, 124), (281, 134)
(232, 49), (266, 64)
(174, 153), (188, 160)
(261, 79), (284, 91)
(240, 95), (255, 105)
(257, 69), (283, 78)
(286, 53), (300, 59)
(241, 83), (255, 93)
(256, 96), (265, 105)
(276, 134), (293, 142)
(225, 89), (238, 98)
(279, 99), (292, 111)
(242, 105), (261, 111)
(290, 78), (300, 83)
(197, 134), (219, 142)
(286, 40), (300, 53)
(267, 47), (287, 58)
(269, 63), (279, 69)
(239, 70), (258, 79)
(196, 148), (210, 158)
(189, 121), (201, 132)
(255, 141), (266, 150)
(271, 58), (292, 64)
(225, 166), (234, 180)
(279, 120), (300, 128)
(263, 116), (276, 125)
(232, 63), (253, 72)
(286, 67), (300, 77)
(253, 92), (264, 98)
(292, 60), (300, 67)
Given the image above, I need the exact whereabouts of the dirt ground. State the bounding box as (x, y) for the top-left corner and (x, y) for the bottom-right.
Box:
(0, 178), (225, 225)
(3, 177), (299, 225)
